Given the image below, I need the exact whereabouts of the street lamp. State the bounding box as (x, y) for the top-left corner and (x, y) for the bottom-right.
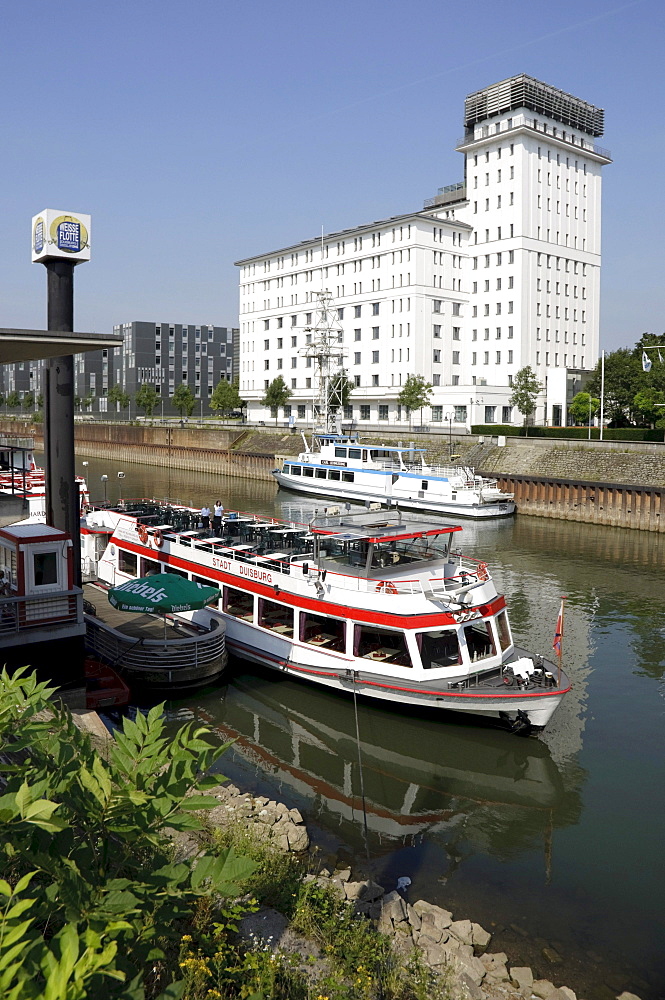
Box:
(444, 411), (454, 460)
(101, 475), (108, 505)
(117, 471), (125, 500)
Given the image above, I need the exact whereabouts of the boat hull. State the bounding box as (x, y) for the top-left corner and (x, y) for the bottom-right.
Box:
(273, 471), (515, 518)
(224, 624), (567, 731)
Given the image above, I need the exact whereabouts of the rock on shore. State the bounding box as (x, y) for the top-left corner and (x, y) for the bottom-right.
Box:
(176, 780), (641, 1000)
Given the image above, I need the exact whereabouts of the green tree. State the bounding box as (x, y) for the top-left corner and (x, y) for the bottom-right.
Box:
(0, 392), (5, 409)
(74, 395), (82, 411)
(0, 666), (256, 999)
(397, 373), (432, 429)
(172, 383), (196, 419)
(262, 375), (292, 425)
(135, 383), (159, 417)
(36, 393), (44, 409)
(509, 366), (543, 436)
(6, 390), (20, 410)
(107, 384), (130, 416)
(569, 391), (600, 426)
(82, 395), (94, 412)
(210, 377), (244, 416)
(22, 392), (35, 410)
(586, 348), (640, 426)
(633, 387), (665, 427)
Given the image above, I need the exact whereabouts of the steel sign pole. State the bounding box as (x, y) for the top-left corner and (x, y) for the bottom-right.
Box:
(43, 259), (82, 588)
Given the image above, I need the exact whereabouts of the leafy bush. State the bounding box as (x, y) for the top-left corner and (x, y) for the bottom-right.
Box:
(0, 667), (256, 999)
(211, 822), (306, 916)
(471, 424), (664, 441)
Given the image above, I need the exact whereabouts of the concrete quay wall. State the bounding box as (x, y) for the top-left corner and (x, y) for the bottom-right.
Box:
(475, 437), (665, 488)
(2, 420), (664, 531)
(0, 420), (273, 482)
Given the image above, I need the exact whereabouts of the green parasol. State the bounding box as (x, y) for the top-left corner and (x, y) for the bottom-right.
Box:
(108, 574), (220, 640)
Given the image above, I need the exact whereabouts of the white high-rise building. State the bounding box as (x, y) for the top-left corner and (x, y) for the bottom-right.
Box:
(236, 74), (610, 430)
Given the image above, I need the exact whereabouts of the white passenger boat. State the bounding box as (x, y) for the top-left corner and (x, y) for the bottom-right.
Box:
(273, 434), (515, 519)
(0, 441), (89, 522)
(81, 499), (569, 732)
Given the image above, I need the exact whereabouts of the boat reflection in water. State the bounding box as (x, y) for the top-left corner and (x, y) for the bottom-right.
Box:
(165, 665), (582, 864)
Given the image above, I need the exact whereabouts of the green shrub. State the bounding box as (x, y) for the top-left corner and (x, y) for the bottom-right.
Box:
(471, 424), (664, 441)
(0, 666), (256, 999)
(211, 822), (307, 916)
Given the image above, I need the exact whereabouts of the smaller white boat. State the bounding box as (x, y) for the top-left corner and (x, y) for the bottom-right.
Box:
(0, 439), (89, 523)
(273, 434), (515, 519)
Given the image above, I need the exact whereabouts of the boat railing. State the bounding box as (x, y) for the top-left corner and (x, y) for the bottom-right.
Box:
(85, 614), (226, 674)
(144, 532), (491, 598)
(0, 589), (83, 642)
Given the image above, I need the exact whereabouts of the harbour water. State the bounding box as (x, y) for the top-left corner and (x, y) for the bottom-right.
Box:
(77, 455), (665, 998)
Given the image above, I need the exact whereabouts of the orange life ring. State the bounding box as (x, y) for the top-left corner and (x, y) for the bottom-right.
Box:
(376, 580), (398, 595)
(153, 529), (164, 548)
(137, 524), (148, 544)
(477, 562), (489, 581)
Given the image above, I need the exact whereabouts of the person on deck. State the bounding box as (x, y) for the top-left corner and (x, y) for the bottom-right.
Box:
(213, 500), (224, 533)
(200, 505), (211, 529)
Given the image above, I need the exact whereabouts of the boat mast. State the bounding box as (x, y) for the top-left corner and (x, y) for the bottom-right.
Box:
(301, 290), (346, 434)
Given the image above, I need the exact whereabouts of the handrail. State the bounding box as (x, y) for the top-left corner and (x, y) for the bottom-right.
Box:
(85, 614), (225, 672)
(0, 589), (83, 637)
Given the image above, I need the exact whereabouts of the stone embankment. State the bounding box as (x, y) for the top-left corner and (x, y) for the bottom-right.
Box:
(179, 780), (642, 1000)
(3, 417), (664, 529)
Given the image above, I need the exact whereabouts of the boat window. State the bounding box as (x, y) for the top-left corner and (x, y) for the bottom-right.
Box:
(283, 465), (291, 474)
(141, 556), (161, 576)
(118, 549), (137, 576)
(303, 468), (314, 478)
(495, 610), (512, 652)
(421, 481), (428, 490)
(334, 448), (347, 458)
(224, 586), (253, 621)
(291, 466), (302, 476)
(319, 538), (368, 568)
(354, 625), (412, 667)
(417, 629), (461, 669)
(33, 551), (58, 587)
(373, 533), (452, 568)
(349, 448), (362, 459)
(300, 611), (345, 652)
(165, 565), (187, 578)
(342, 472), (354, 483)
(315, 469), (327, 479)
(258, 598), (293, 636)
(328, 470), (341, 481)
(463, 620), (496, 662)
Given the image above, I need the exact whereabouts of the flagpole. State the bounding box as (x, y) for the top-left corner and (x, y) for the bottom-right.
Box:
(558, 597), (566, 686)
(599, 350), (605, 442)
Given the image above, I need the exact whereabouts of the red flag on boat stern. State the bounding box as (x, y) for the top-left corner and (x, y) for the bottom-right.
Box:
(553, 598), (565, 656)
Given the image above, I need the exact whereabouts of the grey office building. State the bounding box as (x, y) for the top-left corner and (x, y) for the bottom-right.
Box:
(1, 321), (237, 417)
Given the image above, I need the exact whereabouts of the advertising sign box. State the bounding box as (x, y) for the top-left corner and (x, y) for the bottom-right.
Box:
(31, 209), (91, 263)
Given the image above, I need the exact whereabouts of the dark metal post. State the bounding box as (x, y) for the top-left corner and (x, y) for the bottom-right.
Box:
(43, 259), (81, 587)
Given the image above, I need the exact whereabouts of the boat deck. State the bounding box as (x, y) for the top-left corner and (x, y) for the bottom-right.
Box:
(83, 584), (200, 642)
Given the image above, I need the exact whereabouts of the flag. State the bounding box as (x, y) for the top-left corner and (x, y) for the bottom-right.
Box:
(552, 599), (564, 656)
(642, 351), (652, 372)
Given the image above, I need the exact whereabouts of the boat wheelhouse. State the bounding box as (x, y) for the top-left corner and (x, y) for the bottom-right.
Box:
(82, 500), (569, 731)
(0, 437), (89, 524)
(273, 434), (515, 518)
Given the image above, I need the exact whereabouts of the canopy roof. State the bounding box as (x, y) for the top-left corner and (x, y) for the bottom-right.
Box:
(0, 327), (123, 364)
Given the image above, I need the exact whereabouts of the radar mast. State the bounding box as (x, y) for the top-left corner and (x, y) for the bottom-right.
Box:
(301, 290), (347, 434)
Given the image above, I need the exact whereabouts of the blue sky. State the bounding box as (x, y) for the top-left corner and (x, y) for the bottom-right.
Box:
(1, 0), (662, 351)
